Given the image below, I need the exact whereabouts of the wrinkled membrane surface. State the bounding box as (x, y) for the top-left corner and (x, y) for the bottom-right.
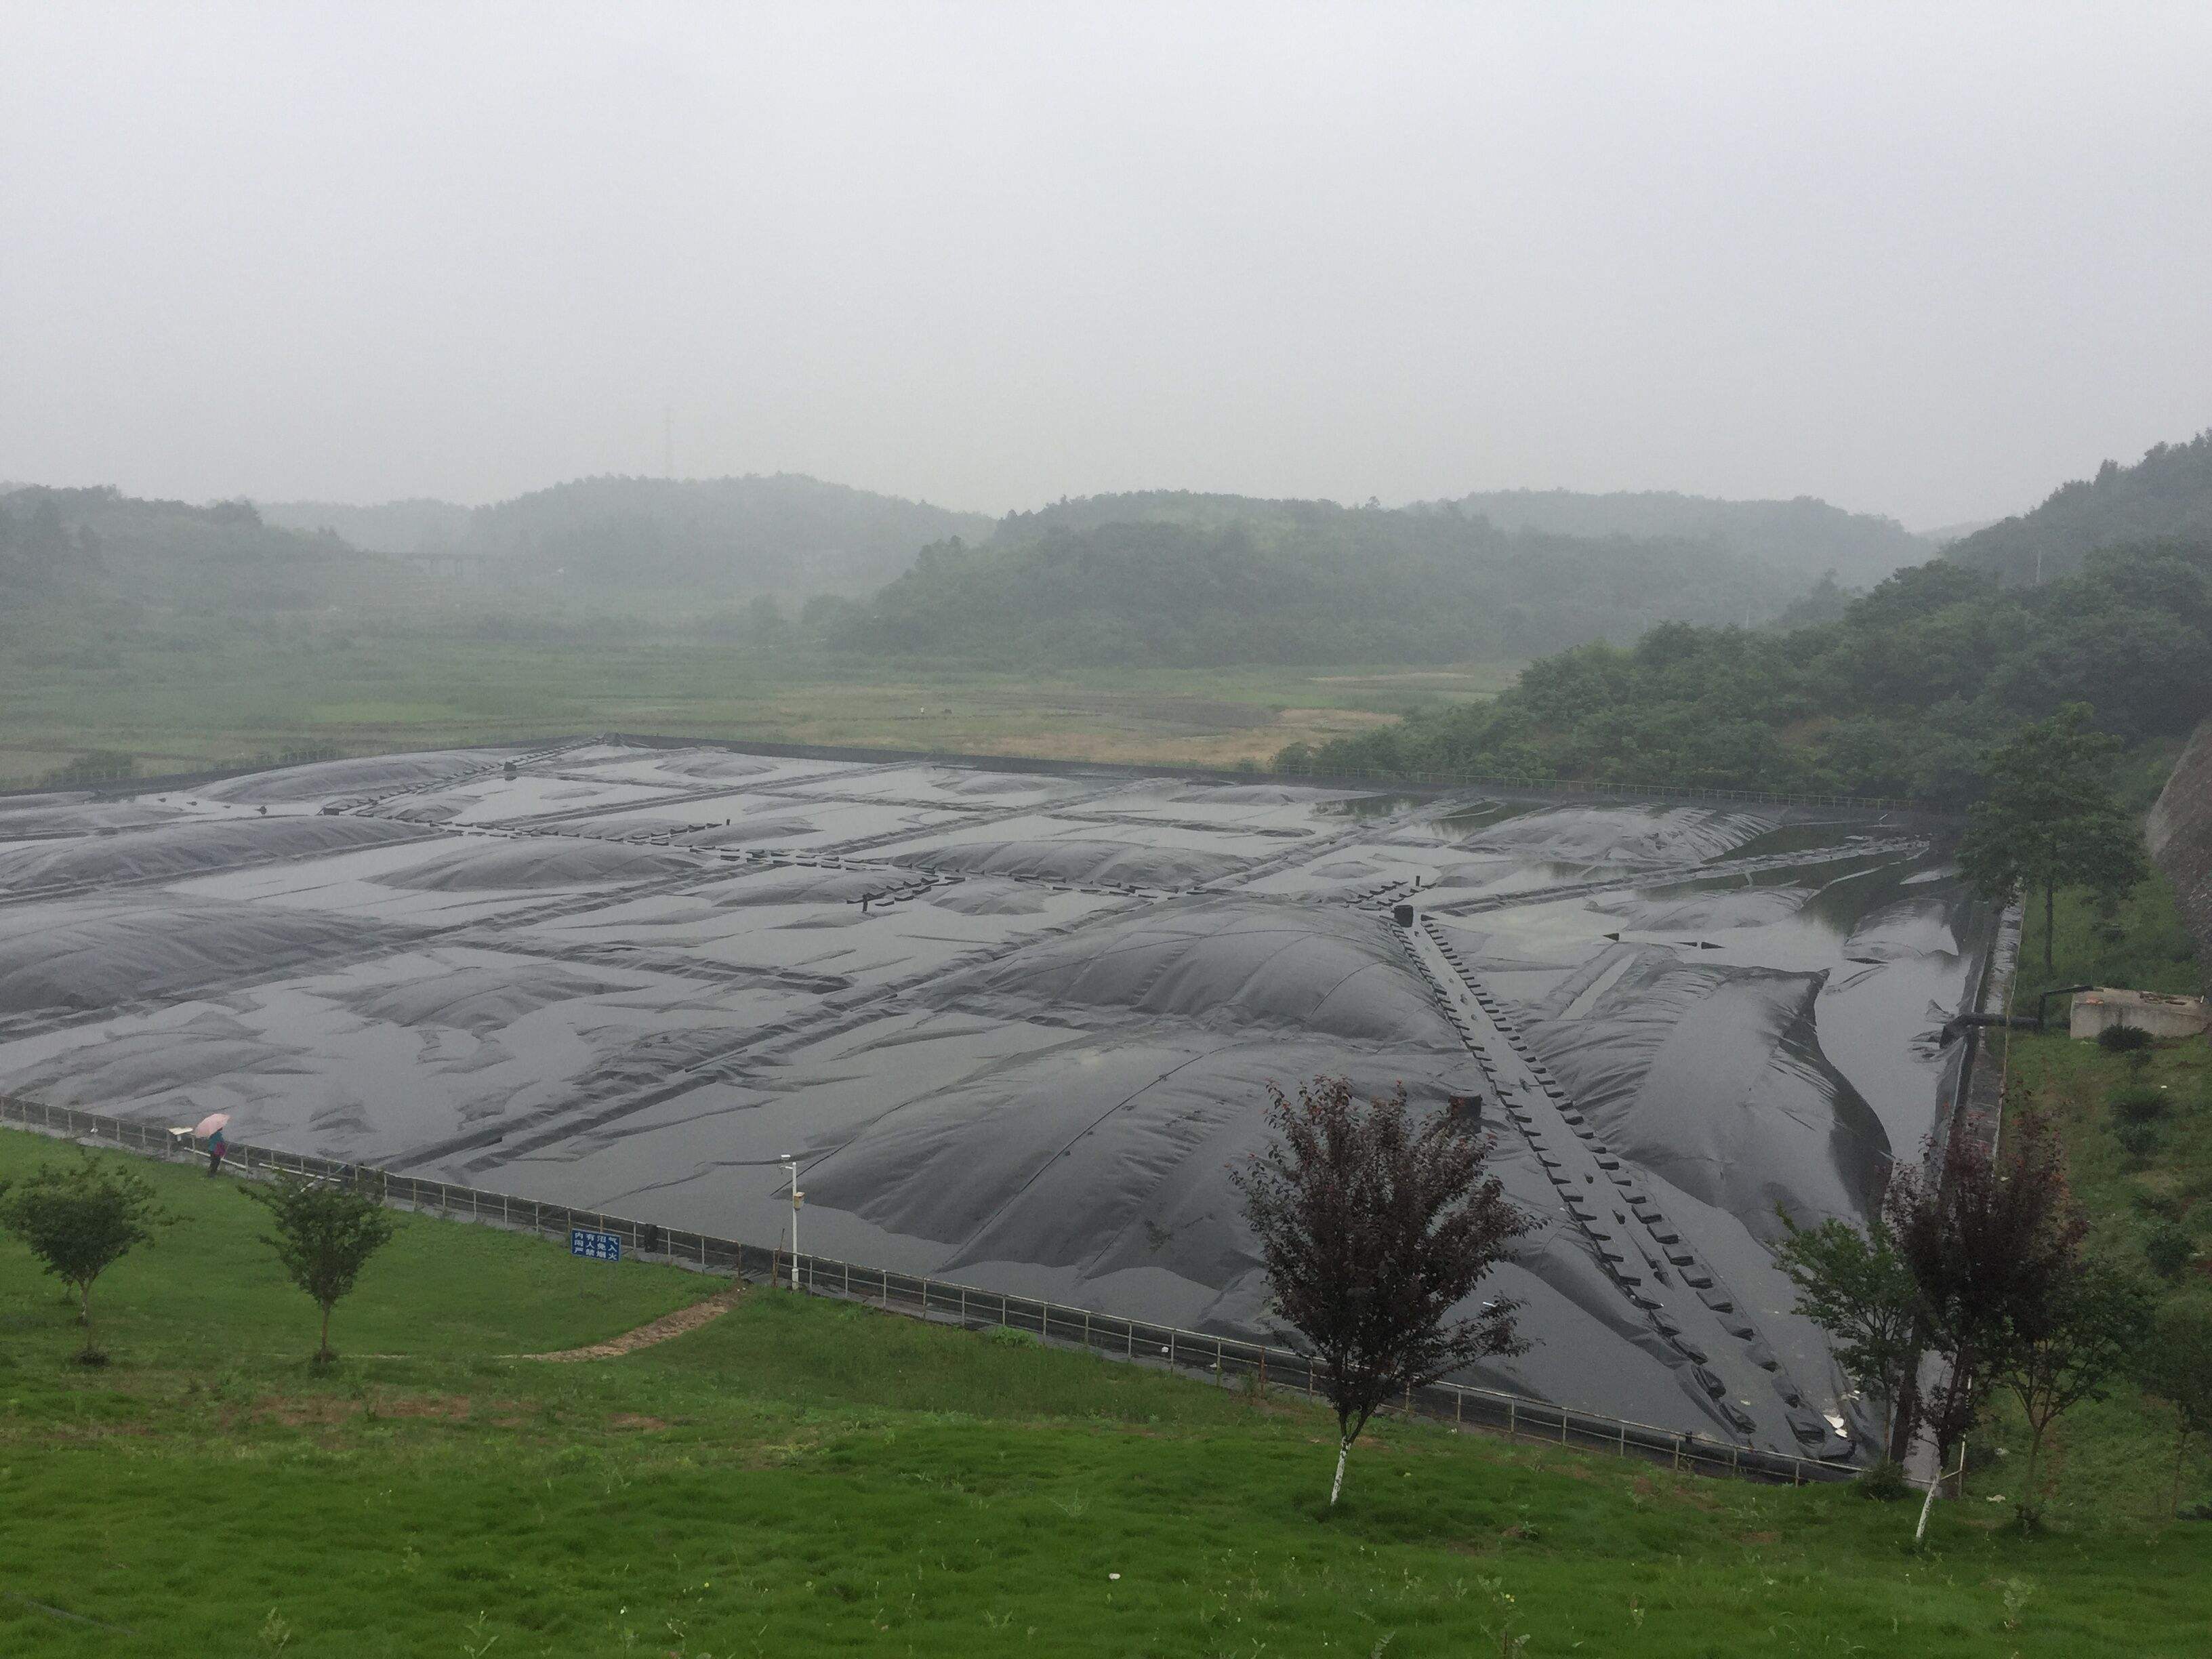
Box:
(0, 744), (1985, 1456)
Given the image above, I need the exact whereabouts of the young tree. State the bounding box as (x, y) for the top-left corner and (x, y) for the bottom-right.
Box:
(1958, 704), (2147, 968)
(1992, 1258), (2154, 1528)
(2138, 1295), (2212, 1519)
(1234, 1077), (1530, 1506)
(0, 1152), (171, 1361)
(1885, 1113), (2082, 1541)
(246, 1176), (396, 1366)
(1771, 1210), (1920, 1453)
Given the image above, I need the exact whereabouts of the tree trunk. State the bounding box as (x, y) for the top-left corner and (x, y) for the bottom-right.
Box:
(318, 1302), (333, 1363)
(77, 1280), (93, 1355)
(1330, 1437), (1350, 1507)
(2021, 1422), (2045, 1523)
(2176, 1428), (2190, 1522)
(2044, 880), (2055, 970)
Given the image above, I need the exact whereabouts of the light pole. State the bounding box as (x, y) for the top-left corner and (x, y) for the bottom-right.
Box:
(780, 1155), (802, 1290)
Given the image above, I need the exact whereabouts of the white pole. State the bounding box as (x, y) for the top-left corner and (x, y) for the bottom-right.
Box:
(781, 1156), (800, 1290)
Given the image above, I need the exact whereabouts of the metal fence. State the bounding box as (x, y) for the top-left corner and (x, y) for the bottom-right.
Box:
(2, 1094), (1860, 1487)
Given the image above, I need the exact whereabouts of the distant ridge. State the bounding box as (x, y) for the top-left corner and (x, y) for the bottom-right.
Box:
(1944, 431), (2212, 583)
(1435, 488), (1929, 587)
(263, 474), (996, 594)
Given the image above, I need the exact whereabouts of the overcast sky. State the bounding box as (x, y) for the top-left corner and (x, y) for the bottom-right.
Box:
(4, 3), (2207, 527)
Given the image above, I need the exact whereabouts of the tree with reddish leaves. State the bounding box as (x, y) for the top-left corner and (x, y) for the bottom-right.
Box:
(1885, 1111), (2084, 1540)
(1235, 1076), (1530, 1507)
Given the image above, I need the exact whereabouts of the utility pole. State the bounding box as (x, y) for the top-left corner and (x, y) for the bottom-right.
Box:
(780, 1155), (802, 1290)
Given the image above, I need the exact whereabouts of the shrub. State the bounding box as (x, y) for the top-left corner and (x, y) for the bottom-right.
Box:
(2146, 1220), (2198, 1282)
(1853, 1459), (1910, 1501)
(2116, 1122), (2162, 1160)
(986, 1325), (1040, 1349)
(2097, 1023), (2154, 1055)
(2110, 1085), (2171, 1125)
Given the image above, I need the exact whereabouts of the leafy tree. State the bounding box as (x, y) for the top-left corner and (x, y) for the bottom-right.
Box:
(1885, 1114), (2083, 1541)
(2138, 1296), (2212, 1519)
(1958, 705), (2148, 968)
(0, 1153), (171, 1361)
(245, 1175), (396, 1366)
(1991, 1258), (2154, 1528)
(1234, 1077), (1530, 1506)
(1771, 1210), (1920, 1453)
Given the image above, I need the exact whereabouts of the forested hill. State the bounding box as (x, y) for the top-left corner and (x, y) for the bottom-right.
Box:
(0, 486), (400, 615)
(269, 475), (996, 596)
(1946, 432), (2212, 583)
(1288, 535), (2212, 802)
(260, 497), (473, 554)
(1439, 489), (1930, 588)
(819, 503), (1808, 667)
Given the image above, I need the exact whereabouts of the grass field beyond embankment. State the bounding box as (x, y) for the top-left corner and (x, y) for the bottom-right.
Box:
(4, 1130), (2210, 1656)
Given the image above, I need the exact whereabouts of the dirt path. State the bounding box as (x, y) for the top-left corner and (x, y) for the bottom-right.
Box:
(518, 1289), (744, 1361)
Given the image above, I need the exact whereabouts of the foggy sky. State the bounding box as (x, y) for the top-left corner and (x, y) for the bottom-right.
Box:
(4, 2), (2208, 528)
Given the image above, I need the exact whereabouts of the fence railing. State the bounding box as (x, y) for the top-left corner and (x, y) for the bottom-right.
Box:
(1, 1094), (1861, 1487)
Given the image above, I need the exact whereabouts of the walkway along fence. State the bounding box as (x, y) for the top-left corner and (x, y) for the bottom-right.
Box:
(0, 1094), (1861, 1488)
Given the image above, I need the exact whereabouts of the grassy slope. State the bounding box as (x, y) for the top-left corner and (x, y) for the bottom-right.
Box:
(1971, 873), (2212, 1519)
(0, 610), (1515, 781)
(4, 1134), (2209, 1657)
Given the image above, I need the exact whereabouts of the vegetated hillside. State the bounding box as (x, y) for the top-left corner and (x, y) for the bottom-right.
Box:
(0, 485), (403, 616)
(258, 495), (474, 554)
(1947, 431), (2212, 583)
(1439, 488), (1930, 587)
(448, 474), (993, 596)
(1287, 535), (2212, 801)
(821, 497), (1807, 667)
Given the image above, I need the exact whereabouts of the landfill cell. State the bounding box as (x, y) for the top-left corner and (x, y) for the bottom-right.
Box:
(0, 744), (1987, 1457)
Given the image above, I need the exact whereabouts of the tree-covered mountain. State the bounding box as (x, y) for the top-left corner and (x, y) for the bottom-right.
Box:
(1434, 489), (1931, 588)
(0, 486), (402, 615)
(816, 497), (1810, 667)
(259, 497), (474, 554)
(267, 475), (996, 596)
(1946, 432), (2212, 584)
(1288, 535), (2212, 802)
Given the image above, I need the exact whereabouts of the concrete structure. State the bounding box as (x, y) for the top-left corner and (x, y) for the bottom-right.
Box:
(2070, 987), (2212, 1042)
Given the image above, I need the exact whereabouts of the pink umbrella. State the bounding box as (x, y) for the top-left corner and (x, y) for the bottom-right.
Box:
(192, 1111), (230, 1139)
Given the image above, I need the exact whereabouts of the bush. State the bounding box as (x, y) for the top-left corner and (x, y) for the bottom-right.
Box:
(2115, 1122), (2163, 1160)
(2097, 1023), (2155, 1054)
(2146, 1220), (2198, 1282)
(985, 1325), (1040, 1349)
(1852, 1459), (1910, 1501)
(2110, 1084), (2171, 1125)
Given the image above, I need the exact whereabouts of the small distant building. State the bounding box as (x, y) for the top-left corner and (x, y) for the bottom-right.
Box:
(2070, 987), (2212, 1042)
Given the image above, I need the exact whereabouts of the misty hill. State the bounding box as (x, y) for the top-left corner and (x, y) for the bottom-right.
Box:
(260, 497), (474, 554)
(0, 486), (400, 614)
(268, 475), (996, 596)
(1433, 489), (1929, 587)
(1293, 532), (2212, 802)
(821, 499), (1807, 666)
(1945, 432), (2212, 583)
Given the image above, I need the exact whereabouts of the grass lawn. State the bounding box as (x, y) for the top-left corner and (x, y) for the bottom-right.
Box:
(1967, 873), (2212, 1523)
(4, 1131), (2209, 1656)
(0, 607), (1517, 784)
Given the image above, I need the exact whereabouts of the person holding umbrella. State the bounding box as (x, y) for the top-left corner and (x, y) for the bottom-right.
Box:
(196, 1112), (231, 1178)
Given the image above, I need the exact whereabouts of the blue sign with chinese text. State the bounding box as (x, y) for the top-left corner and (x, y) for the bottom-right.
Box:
(571, 1227), (621, 1262)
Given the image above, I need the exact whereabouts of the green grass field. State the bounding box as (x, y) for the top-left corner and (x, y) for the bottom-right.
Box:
(0, 608), (1516, 784)
(5, 1131), (2209, 1657)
